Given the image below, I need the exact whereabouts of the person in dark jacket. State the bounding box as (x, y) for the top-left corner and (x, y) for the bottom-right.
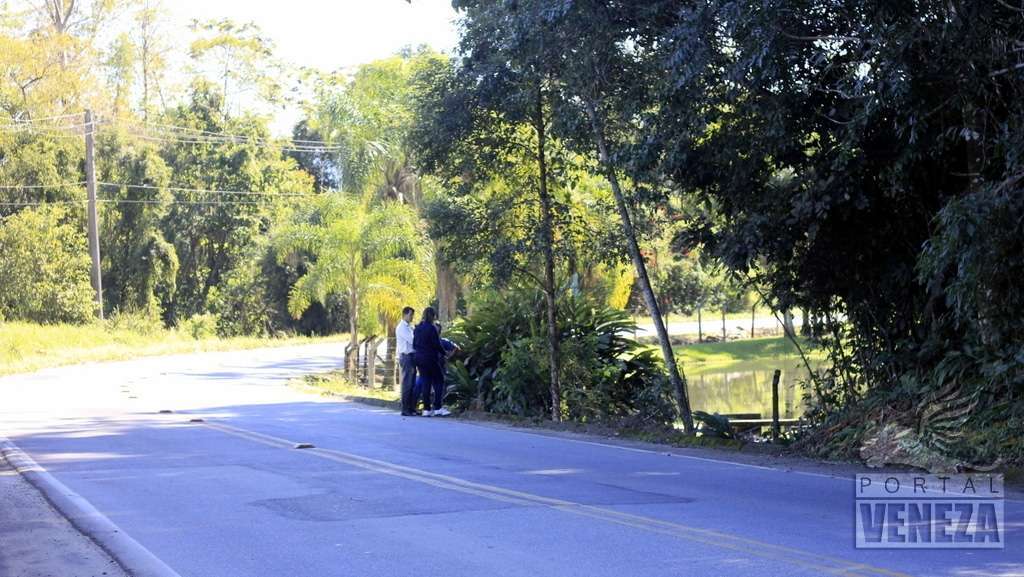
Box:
(413, 307), (447, 416)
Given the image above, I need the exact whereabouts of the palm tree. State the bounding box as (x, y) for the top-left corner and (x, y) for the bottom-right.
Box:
(274, 193), (432, 380)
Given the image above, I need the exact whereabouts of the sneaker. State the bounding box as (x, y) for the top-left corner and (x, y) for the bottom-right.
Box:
(435, 407), (451, 417)
(422, 410), (433, 417)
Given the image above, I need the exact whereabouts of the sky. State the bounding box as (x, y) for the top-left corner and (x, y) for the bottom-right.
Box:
(167, 0), (460, 74)
(165, 0), (462, 132)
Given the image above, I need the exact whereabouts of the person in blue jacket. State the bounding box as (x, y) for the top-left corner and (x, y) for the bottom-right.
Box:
(413, 307), (448, 416)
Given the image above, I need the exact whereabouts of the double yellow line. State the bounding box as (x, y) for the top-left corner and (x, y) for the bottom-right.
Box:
(200, 421), (913, 577)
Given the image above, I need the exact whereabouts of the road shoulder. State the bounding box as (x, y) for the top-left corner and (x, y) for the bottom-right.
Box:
(0, 453), (129, 577)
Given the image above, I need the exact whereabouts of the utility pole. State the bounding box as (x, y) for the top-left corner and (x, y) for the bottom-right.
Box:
(84, 110), (103, 320)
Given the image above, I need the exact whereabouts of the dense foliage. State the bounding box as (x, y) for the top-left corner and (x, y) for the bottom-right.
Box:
(5, 1), (1022, 465)
(445, 287), (676, 428)
(0, 206), (94, 323)
(436, 0), (1024, 463)
(0, 6), (437, 345)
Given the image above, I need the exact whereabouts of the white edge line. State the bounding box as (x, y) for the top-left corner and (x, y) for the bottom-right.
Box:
(0, 436), (183, 577)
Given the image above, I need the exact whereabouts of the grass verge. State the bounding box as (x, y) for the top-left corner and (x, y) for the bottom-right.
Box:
(674, 336), (825, 368)
(291, 372), (400, 405)
(0, 321), (346, 376)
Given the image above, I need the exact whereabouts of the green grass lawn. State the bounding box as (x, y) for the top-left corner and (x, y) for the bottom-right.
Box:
(0, 321), (346, 376)
(674, 336), (824, 368)
(632, 309), (780, 325)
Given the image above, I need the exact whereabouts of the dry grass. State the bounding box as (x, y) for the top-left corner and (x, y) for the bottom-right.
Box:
(0, 321), (346, 376)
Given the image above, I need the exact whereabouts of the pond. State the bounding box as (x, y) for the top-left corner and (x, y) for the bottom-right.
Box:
(686, 357), (816, 420)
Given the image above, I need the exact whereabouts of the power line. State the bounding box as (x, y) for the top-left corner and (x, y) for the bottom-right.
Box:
(0, 182), (86, 190)
(108, 118), (343, 151)
(1, 181), (322, 197)
(114, 117), (334, 145)
(0, 200), (85, 207)
(98, 199), (282, 206)
(2, 197), (312, 207)
(2, 117), (339, 152)
(96, 182), (321, 197)
(123, 131), (342, 153)
(0, 112), (83, 127)
(0, 120), (92, 131)
(0, 127), (94, 138)
(15, 113), (83, 122)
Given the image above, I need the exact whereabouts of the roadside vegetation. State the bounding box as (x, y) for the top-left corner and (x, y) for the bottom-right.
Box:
(3, 2), (1022, 471)
(294, 373), (399, 404)
(0, 318), (344, 376)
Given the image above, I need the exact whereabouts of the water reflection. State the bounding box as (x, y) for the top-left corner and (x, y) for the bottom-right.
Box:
(687, 358), (814, 419)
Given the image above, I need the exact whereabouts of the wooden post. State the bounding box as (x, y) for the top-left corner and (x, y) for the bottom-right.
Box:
(84, 110), (103, 320)
(771, 369), (781, 443)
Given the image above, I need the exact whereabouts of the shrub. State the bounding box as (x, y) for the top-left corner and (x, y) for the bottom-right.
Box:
(107, 306), (165, 336)
(445, 286), (677, 428)
(0, 207), (95, 324)
(178, 313), (219, 340)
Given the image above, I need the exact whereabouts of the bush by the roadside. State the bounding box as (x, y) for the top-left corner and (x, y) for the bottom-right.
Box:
(0, 207), (95, 325)
(178, 313), (219, 340)
(444, 287), (676, 428)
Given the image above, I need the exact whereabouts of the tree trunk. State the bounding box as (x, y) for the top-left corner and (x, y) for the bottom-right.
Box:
(366, 336), (379, 389)
(436, 253), (459, 325)
(382, 320), (397, 389)
(347, 292), (358, 380)
(721, 308), (727, 341)
(782, 309), (796, 339)
(141, 39), (150, 119)
(697, 305), (703, 343)
(583, 100), (694, 435)
(535, 83), (562, 422)
(568, 251), (580, 297)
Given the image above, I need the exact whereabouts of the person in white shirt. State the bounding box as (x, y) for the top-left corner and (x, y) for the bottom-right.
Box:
(396, 306), (417, 416)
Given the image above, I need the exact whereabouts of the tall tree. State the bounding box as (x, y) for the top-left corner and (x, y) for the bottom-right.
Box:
(273, 193), (432, 378)
(451, 0), (695, 432)
(134, 0), (170, 118)
(640, 0), (1024, 456)
(157, 82), (312, 323)
(96, 131), (178, 316)
(411, 44), (568, 420)
(188, 18), (284, 116)
(303, 51), (461, 331)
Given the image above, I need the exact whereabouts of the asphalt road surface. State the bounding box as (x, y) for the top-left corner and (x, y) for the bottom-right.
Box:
(1, 344), (1020, 577)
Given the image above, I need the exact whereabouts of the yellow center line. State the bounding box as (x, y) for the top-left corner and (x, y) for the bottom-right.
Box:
(200, 421), (915, 577)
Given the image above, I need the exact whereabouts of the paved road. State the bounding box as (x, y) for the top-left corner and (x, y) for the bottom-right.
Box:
(1, 344), (1020, 577)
